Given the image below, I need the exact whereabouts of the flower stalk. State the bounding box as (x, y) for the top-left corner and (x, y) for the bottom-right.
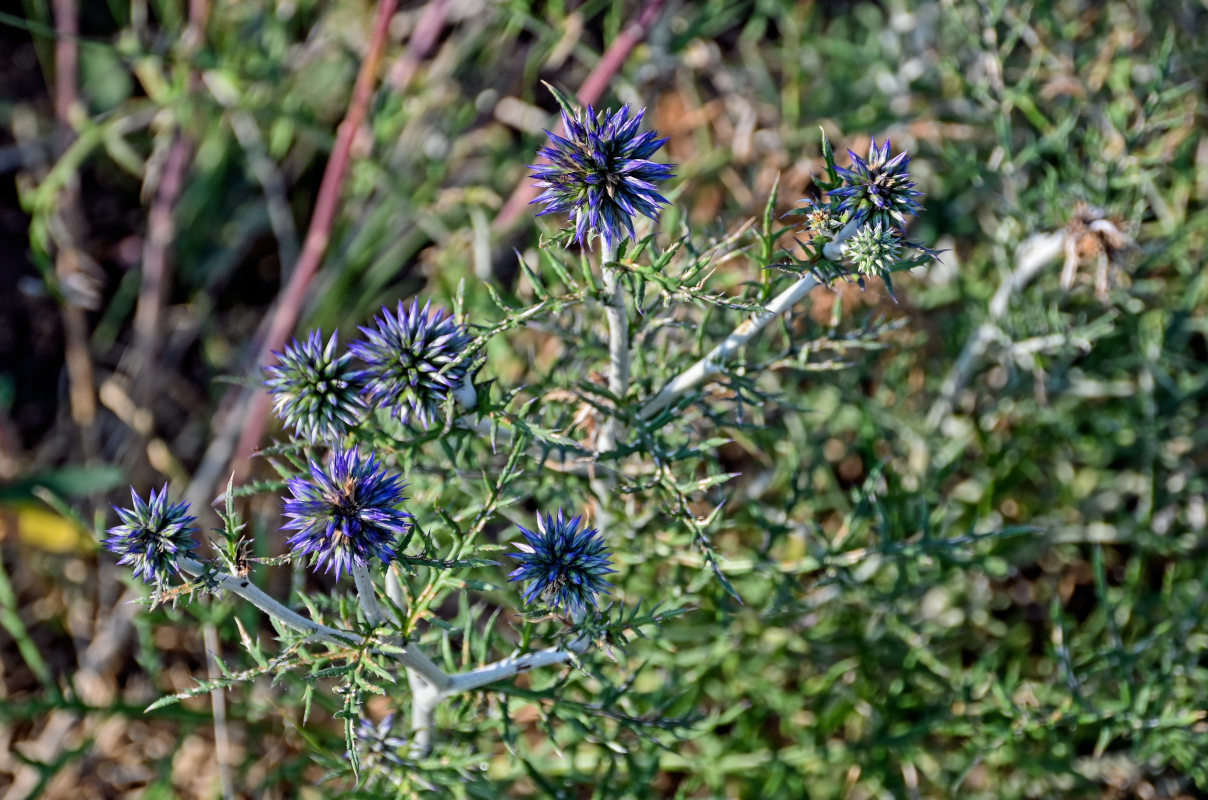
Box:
(597, 239), (628, 454)
(640, 271), (824, 419)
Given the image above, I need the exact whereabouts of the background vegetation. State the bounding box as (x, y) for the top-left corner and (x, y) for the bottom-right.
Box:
(1, 0), (1206, 797)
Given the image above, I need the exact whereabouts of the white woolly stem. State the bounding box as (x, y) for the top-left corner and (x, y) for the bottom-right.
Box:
(640, 272), (823, 419)
(925, 229), (1068, 431)
(442, 611), (591, 697)
(597, 239), (628, 454)
(443, 647), (576, 695)
(384, 564), (407, 620)
(178, 557), (449, 690)
(180, 557), (357, 646)
(642, 221), (864, 420)
(452, 377), (477, 410)
(352, 562), (386, 628)
(409, 668), (441, 757)
(822, 217), (860, 261)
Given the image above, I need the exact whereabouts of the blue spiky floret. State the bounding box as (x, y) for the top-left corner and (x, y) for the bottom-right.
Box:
(264, 329), (367, 442)
(282, 449), (410, 580)
(530, 104), (675, 249)
(104, 486), (197, 587)
(508, 510), (615, 615)
(349, 299), (473, 429)
(829, 137), (923, 228)
(354, 713), (408, 768)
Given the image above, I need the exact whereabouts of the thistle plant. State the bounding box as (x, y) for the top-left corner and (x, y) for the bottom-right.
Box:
(842, 221), (903, 278)
(829, 136), (923, 228)
(508, 510), (615, 615)
(102, 93), (937, 794)
(530, 100), (675, 248)
(264, 329), (366, 442)
(529, 87), (676, 455)
(282, 448), (410, 580)
(103, 486), (197, 589)
(350, 299), (476, 428)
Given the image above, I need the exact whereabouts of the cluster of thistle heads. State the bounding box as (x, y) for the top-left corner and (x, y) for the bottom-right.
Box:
(264, 299), (474, 441)
(104, 96), (927, 618)
(794, 136), (929, 283)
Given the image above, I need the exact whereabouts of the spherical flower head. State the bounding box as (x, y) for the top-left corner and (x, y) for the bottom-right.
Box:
(353, 713), (408, 769)
(530, 104), (675, 249)
(842, 222), (903, 278)
(349, 300), (473, 429)
(830, 138), (923, 228)
(282, 449), (410, 580)
(104, 486), (197, 587)
(797, 197), (840, 237)
(508, 510), (615, 615)
(264, 329), (367, 442)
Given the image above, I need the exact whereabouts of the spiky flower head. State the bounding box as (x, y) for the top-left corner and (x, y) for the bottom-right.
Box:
(508, 510), (615, 615)
(349, 300), (473, 429)
(282, 449), (410, 580)
(797, 197), (840, 237)
(842, 222), (903, 278)
(530, 104), (675, 249)
(264, 329), (366, 442)
(104, 486), (197, 587)
(830, 138), (922, 228)
(353, 713), (408, 769)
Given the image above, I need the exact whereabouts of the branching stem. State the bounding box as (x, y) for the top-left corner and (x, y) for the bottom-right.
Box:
(177, 557), (449, 689)
(640, 272), (822, 419)
(641, 222), (866, 420)
(181, 556), (589, 756)
(925, 230), (1067, 431)
(352, 562), (387, 628)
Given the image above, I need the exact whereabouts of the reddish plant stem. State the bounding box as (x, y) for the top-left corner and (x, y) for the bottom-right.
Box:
(388, 0), (450, 91)
(132, 136), (192, 402)
(130, 0), (207, 405)
(52, 0), (98, 447)
(52, 0), (77, 127)
(229, 0), (400, 481)
(492, 0), (669, 232)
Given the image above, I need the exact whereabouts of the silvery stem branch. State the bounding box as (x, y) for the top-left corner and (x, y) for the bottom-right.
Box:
(407, 640), (590, 756)
(355, 561), (447, 756)
(452, 375), (477, 410)
(177, 558), (449, 689)
(443, 616), (592, 696)
(597, 240), (628, 454)
(352, 563), (387, 628)
(642, 223), (860, 420)
(443, 647), (576, 695)
(925, 229), (1067, 431)
(822, 218), (860, 262)
(410, 612), (594, 755)
(641, 272), (821, 419)
(409, 667), (441, 757)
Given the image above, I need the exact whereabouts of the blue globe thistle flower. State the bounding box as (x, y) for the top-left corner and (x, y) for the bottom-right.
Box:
(264, 329), (367, 442)
(282, 449), (410, 580)
(104, 486), (197, 587)
(830, 138), (923, 228)
(349, 300), (474, 429)
(353, 713), (408, 768)
(842, 222), (903, 278)
(508, 511), (615, 615)
(530, 104), (675, 249)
